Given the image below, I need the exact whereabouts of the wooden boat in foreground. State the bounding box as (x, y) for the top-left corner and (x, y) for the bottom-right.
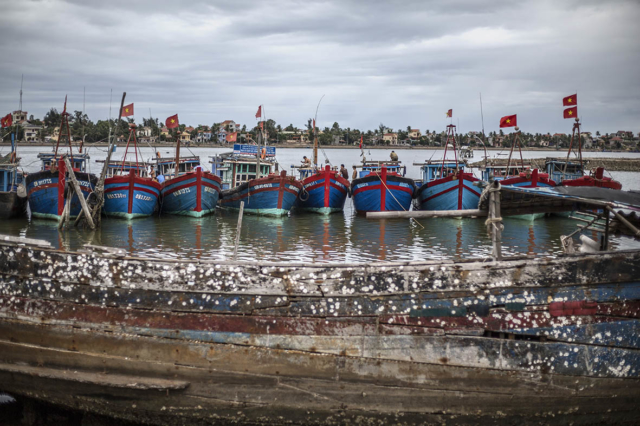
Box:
(0, 233), (638, 424)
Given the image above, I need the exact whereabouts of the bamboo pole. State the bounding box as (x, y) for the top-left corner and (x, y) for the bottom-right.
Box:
(607, 205), (640, 238)
(367, 209), (487, 219)
(233, 201), (245, 260)
(63, 156), (95, 230)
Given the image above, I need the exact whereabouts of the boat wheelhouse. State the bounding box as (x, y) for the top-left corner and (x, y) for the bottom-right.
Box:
(156, 155), (221, 217)
(215, 144), (302, 217)
(482, 165), (556, 188)
(0, 154), (27, 219)
(350, 161), (414, 213)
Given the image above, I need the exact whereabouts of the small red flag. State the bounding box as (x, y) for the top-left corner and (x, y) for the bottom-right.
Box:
(226, 132), (237, 143)
(359, 134), (363, 149)
(563, 94), (577, 106)
(165, 114), (179, 129)
(446, 109), (452, 118)
(1, 113), (12, 128)
(499, 114), (517, 128)
(563, 106), (578, 119)
(122, 103), (134, 117)
(62, 95), (67, 115)
(255, 106), (262, 118)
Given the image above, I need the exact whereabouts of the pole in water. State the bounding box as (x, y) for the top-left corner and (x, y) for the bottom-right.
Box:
(234, 201), (245, 259)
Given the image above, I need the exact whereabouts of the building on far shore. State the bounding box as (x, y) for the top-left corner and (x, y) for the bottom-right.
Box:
(12, 110), (27, 124)
(383, 133), (398, 145)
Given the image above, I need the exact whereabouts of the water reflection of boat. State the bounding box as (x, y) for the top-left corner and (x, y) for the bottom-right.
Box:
(349, 216), (414, 261)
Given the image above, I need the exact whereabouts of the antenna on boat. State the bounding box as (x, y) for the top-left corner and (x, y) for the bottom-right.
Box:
(19, 74), (23, 111)
(479, 92), (489, 169)
(313, 95), (325, 168)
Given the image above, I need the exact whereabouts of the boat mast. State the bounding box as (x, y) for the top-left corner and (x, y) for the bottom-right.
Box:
(313, 95), (324, 168)
(174, 124), (181, 179)
(256, 104), (263, 179)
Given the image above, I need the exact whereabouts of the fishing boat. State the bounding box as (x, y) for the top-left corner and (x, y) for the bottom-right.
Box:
(0, 140), (27, 219)
(157, 152), (222, 217)
(0, 232), (639, 424)
(295, 165), (349, 214)
(25, 98), (97, 220)
(214, 144), (301, 216)
(414, 125), (480, 211)
(102, 124), (160, 219)
(351, 160), (414, 213)
(545, 118), (621, 190)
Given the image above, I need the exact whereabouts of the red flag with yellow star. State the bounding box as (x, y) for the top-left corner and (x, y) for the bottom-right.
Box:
(446, 109), (452, 118)
(165, 114), (179, 129)
(499, 114), (517, 128)
(1, 113), (12, 128)
(563, 106), (577, 119)
(563, 94), (577, 106)
(122, 103), (134, 117)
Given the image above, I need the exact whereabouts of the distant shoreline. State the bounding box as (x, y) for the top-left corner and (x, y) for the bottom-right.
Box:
(0, 142), (625, 153)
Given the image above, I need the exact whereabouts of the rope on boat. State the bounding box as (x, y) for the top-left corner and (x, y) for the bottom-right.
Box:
(373, 170), (425, 230)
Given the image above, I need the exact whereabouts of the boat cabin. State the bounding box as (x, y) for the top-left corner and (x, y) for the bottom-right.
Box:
(414, 160), (467, 185)
(545, 159), (584, 183)
(98, 160), (154, 178)
(481, 164), (534, 181)
(210, 144), (278, 190)
(37, 152), (89, 172)
(0, 163), (24, 193)
(355, 161), (406, 179)
(155, 156), (202, 178)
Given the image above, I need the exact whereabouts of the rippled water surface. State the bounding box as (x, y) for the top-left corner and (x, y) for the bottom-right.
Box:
(1, 147), (639, 262)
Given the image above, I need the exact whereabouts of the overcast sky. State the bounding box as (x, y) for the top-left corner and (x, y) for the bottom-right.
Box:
(1, 0), (639, 134)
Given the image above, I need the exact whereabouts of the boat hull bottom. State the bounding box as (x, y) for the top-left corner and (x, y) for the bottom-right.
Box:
(103, 212), (154, 220)
(221, 206), (289, 217)
(162, 208), (216, 218)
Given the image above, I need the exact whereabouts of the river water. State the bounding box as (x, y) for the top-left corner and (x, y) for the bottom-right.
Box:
(1, 146), (639, 263)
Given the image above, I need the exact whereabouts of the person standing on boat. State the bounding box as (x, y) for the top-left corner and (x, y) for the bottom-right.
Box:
(340, 164), (349, 180)
(352, 165), (358, 180)
(302, 156), (311, 167)
(390, 150), (398, 161)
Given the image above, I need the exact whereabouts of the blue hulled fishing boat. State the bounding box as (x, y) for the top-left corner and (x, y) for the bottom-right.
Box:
(351, 161), (414, 214)
(25, 98), (97, 220)
(157, 149), (222, 217)
(414, 125), (480, 211)
(102, 124), (161, 219)
(214, 144), (302, 216)
(296, 165), (349, 214)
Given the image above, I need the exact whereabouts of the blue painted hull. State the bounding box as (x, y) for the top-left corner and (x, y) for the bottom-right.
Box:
(161, 171), (222, 217)
(297, 170), (349, 214)
(416, 173), (480, 211)
(351, 173), (414, 213)
(26, 170), (97, 220)
(220, 174), (303, 217)
(103, 173), (161, 220)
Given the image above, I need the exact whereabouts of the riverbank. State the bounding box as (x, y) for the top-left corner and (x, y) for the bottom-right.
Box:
(0, 142), (629, 152)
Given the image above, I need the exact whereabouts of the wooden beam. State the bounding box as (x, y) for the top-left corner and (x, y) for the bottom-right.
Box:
(63, 156), (95, 230)
(367, 209), (487, 219)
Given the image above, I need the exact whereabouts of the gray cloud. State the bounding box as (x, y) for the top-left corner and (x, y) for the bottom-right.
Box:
(1, 0), (639, 134)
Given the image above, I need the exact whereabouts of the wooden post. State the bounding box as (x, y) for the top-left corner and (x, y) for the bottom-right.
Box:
(63, 157), (95, 230)
(233, 201), (245, 260)
(486, 181), (502, 260)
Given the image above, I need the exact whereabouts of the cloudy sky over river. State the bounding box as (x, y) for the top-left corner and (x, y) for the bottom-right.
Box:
(0, 0), (638, 134)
